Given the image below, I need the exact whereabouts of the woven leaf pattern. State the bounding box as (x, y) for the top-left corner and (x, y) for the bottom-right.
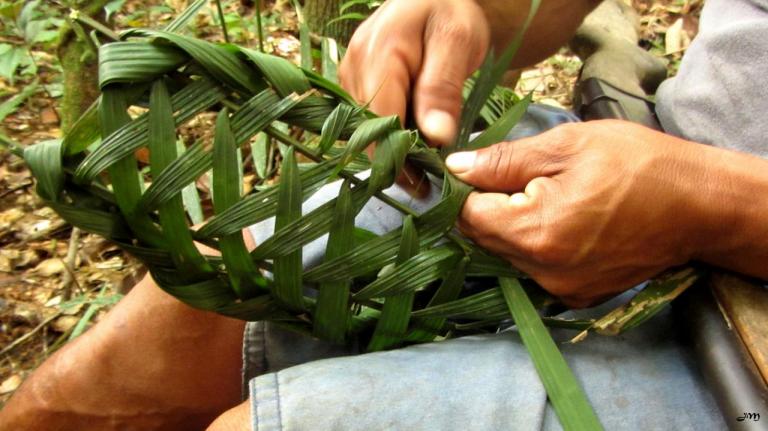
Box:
(23, 13), (692, 356)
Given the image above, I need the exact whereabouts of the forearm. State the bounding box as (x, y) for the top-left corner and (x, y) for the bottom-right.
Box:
(476, 0), (601, 68)
(694, 145), (768, 279)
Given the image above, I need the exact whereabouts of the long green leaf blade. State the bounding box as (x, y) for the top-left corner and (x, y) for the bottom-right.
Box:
(124, 29), (265, 94)
(407, 257), (469, 342)
(353, 246), (460, 300)
(76, 78), (227, 183)
(330, 115), (400, 178)
(367, 215), (419, 351)
(149, 80), (213, 279)
(500, 277), (603, 431)
(469, 92), (533, 150)
(24, 139), (64, 202)
(99, 42), (189, 87)
(318, 103), (355, 155)
(313, 180), (356, 343)
(272, 147), (305, 310)
(250, 180), (370, 260)
(164, 0), (207, 32)
(212, 109), (268, 298)
(100, 87), (165, 248)
(454, 0), (540, 150)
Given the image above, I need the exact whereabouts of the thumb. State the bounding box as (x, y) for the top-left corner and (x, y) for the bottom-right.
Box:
(445, 138), (565, 192)
(414, 6), (489, 146)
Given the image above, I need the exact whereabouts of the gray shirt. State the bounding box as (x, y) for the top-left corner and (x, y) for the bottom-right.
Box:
(656, 0), (768, 157)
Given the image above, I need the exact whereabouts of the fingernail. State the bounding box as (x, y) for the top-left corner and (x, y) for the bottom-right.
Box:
(445, 151), (476, 173)
(422, 110), (457, 145)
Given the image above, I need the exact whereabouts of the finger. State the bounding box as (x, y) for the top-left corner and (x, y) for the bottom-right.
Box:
(414, 6), (489, 146)
(458, 176), (554, 252)
(445, 134), (568, 192)
(457, 191), (529, 255)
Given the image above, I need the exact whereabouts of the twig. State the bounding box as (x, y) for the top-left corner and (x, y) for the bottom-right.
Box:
(0, 134), (25, 158)
(255, 0), (265, 52)
(60, 227), (82, 301)
(69, 9), (121, 42)
(0, 312), (62, 356)
(0, 180), (32, 199)
(214, 0), (230, 43)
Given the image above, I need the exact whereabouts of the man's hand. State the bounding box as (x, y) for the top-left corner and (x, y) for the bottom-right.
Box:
(447, 120), (721, 307)
(339, 0), (490, 146)
(339, 0), (600, 146)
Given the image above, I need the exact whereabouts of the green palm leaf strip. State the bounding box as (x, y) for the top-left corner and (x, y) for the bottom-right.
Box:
(24, 139), (64, 202)
(61, 100), (99, 156)
(367, 215), (420, 352)
(273, 147), (305, 310)
(500, 277), (603, 431)
(367, 130), (411, 195)
(313, 180), (357, 343)
(100, 87), (165, 248)
(239, 48), (311, 96)
(469, 92), (533, 150)
(76, 77), (227, 182)
(407, 257), (469, 342)
(124, 29), (265, 94)
(454, 0), (540, 150)
(164, 0), (207, 33)
(304, 175), (471, 283)
(250, 179), (370, 260)
(354, 246), (460, 300)
(148, 80), (213, 280)
(99, 42), (189, 87)
(178, 141), (205, 225)
(330, 115), (400, 178)
(413, 287), (508, 321)
(213, 109), (268, 298)
(318, 103), (356, 155)
(139, 89), (304, 213)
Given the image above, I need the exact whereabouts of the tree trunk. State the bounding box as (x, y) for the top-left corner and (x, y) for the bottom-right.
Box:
(57, 0), (108, 133)
(303, 0), (367, 45)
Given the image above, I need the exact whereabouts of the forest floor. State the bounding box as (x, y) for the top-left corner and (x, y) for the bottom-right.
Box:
(0, 0), (702, 405)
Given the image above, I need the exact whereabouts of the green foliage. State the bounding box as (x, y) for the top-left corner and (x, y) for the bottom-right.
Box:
(327, 0), (382, 26)
(0, 0), (62, 95)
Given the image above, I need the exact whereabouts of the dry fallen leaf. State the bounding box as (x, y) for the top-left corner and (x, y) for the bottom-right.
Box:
(34, 258), (66, 277)
(665, 18), (690, 55)
(0, 208), (25, 232)
(0, 374), (22, 395)
(51, 315), (80, 333)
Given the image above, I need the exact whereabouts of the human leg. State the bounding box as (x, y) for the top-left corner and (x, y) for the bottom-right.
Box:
(0, 240), (251, 430)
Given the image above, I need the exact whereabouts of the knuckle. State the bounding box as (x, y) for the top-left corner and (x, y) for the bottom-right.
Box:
(428, 16), (474, 44)
(525, 229), (569, 267)
(548, 123), (578, 143)
(484, 143), (514, 181)
(460, 198), (486, 228)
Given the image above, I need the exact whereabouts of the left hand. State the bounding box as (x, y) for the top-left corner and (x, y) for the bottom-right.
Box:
(446, 120), (715, 307)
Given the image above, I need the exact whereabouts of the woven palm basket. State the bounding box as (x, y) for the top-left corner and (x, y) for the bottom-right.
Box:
(22, 5), (697, 353)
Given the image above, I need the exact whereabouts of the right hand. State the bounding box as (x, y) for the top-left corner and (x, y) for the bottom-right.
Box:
(339, 0), (490, 147)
